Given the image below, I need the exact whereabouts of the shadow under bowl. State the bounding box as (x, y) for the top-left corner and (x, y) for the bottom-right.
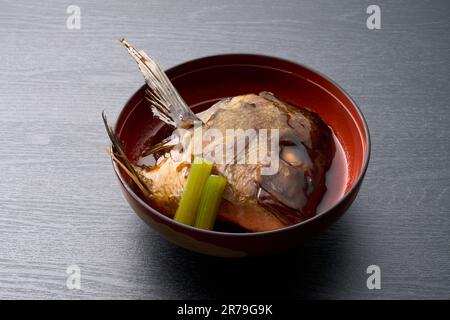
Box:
(112, 54), (370, 257)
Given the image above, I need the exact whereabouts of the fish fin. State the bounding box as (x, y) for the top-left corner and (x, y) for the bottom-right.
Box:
(119, 38), (201, 128)
(102, 111), (151, 198)
(141, 134), (177, 157)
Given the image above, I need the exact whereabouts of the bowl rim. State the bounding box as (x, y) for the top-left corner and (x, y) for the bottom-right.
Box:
(112, 53), (371, 237)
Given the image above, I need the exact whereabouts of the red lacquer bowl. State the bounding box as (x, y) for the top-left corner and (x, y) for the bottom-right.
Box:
(112, 54), (370, 257)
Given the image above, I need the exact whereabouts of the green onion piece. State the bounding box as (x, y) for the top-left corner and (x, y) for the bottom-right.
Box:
(194, 175), (227, 230)
(174, 158), (213, 226)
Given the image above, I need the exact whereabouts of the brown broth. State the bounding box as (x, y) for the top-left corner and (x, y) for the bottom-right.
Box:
(317, 133), (348, 214)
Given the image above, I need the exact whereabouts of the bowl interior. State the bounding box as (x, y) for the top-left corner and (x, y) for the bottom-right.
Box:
(115, 54), (369, 224)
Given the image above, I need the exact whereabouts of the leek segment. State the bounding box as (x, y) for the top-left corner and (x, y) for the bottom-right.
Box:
(194, 175), (227, 230)
(174, 158), (213, 225)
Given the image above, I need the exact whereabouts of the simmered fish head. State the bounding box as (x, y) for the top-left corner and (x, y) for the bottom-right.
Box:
(136, 92), (335, 231)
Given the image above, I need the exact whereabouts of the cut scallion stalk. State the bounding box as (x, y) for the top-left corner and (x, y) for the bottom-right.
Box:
(194, 175), (227, 230)
(174, 158), (213, 225)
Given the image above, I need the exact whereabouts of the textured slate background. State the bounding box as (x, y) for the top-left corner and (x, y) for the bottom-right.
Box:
(0, 0), (449, 299)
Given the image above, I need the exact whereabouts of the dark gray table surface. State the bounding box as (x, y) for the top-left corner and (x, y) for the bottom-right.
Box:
(0, 0), (449, 299)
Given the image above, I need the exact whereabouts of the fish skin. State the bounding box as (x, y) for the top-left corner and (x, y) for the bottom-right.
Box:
(135, 92), (335, 232)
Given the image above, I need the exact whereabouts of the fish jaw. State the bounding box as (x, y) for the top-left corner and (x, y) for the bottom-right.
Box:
(135, 156), (188, 216)
(218, 200), (285, 232)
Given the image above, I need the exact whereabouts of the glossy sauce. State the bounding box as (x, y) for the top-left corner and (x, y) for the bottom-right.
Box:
(317, 133), (348, 213)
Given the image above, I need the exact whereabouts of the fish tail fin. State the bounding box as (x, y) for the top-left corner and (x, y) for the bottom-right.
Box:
(102, 111), (151, 198)
(119, 38), (200, 128)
